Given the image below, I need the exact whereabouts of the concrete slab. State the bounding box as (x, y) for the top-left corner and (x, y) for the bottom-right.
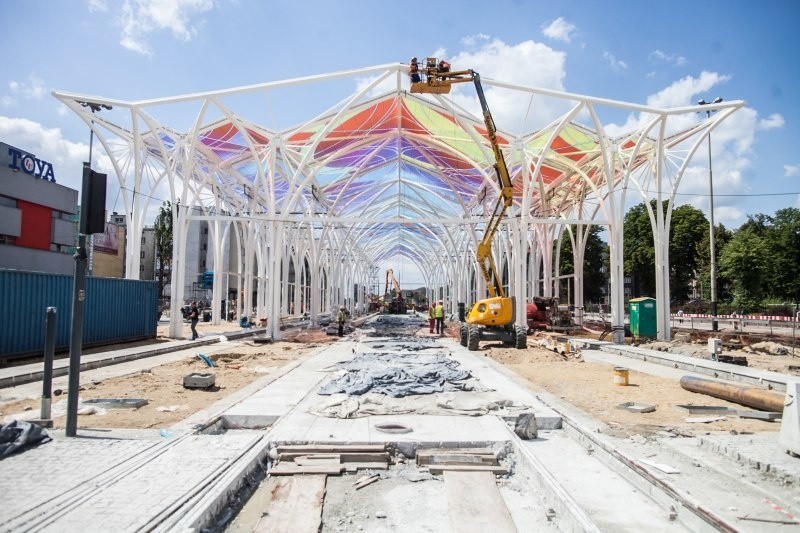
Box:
(220, 330), (561, 458)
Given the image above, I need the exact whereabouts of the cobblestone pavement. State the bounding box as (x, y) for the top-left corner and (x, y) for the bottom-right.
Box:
(0, 429), (268, 532)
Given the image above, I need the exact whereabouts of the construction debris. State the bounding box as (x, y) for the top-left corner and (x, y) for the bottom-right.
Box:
(415, 447), (507, 475)
(270, 444), (391, 476)
(514, 412), (538, 439)
(616, 402), (656, 413)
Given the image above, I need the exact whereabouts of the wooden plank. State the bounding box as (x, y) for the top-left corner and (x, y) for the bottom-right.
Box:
(342, 462), (389, 472)
(416, 447), (493, 457)
(276, 444), (386, 454)
(254, 475), (326, 533)
(339, 452), (390, 463)
(293, 456), (341, 467)
(353, 474), (380, 490)
(280, 451), (389, 463)
(269, 463), (344, 476)
(427, 464), (509, 475)
(444, 471), (517, 533)
(418, 454), (497, 466)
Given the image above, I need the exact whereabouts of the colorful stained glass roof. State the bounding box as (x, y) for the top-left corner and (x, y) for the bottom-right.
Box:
(57, 63), (733, 269)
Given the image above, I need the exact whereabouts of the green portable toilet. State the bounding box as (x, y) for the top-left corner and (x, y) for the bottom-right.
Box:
(629, 297), (657, 338)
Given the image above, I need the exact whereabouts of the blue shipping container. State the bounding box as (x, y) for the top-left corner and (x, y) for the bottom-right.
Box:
(0, 269), (158, 360)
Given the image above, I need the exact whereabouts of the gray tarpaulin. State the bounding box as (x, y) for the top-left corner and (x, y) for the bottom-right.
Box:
(318, 352), (472, 397)
(0, 420), (51, 458)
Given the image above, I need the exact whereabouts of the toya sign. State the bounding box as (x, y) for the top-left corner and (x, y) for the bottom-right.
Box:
(1, 142), (56, 182)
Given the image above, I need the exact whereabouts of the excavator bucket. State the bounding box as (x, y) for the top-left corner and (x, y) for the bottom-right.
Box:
(410, 81), (452, 95)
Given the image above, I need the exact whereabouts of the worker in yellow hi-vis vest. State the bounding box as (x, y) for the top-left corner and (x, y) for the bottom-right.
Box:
(434, 300), (445, 335)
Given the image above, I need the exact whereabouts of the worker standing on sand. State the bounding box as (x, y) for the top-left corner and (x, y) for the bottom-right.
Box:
(434, 300), (445, 335)
(337, 306), (347, 337)
(189, 302), (200, 340)
(428, 302), (436, 334)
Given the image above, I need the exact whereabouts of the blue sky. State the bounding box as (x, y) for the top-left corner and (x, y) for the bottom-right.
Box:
(1, 0), (798, 244)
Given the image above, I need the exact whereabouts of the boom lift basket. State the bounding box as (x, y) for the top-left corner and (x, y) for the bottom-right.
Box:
(410, 81), (452, 94)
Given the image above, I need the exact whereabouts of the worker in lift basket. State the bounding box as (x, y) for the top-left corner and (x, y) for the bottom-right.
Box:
(337, 306), (347, 337)
(409, 57), (421, 83)
(434, 300), (445, 335)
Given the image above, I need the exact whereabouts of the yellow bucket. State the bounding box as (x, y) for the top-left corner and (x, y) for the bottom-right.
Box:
(613, 367), (629, 386)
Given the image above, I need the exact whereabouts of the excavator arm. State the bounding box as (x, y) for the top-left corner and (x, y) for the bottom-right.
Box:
(386, 268), (401, 297)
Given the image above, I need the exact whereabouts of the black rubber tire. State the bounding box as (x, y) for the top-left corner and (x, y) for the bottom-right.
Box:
(514, 324), (527, 349)
(467, 324), (480, 351)
(459, 323), (468, 347)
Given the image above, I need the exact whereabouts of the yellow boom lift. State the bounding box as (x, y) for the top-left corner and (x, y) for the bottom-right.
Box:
(411, 58), (526, 350)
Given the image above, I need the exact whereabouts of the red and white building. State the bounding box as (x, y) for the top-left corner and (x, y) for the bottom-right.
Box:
(0, 142), (78, 274)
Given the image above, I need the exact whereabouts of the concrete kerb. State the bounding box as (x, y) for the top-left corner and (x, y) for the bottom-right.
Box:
(0, 329), (260, 389)
(596, 343), (790, 393)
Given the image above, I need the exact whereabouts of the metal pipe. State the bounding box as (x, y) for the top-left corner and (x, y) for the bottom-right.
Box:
(40, 307), (56, 421)
(680, 375), (785, 413)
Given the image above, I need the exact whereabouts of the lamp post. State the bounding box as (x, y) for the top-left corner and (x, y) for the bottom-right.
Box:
(698, 97), (722, 332)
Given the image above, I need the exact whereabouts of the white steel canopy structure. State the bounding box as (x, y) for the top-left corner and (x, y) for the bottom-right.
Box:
(53, 63), (743, 342)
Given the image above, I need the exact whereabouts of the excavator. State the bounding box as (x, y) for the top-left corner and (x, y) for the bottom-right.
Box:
(384, 268), (406, 314)
(410, 58), (526, 350)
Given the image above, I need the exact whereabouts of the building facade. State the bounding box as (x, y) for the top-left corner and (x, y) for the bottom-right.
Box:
(0, 142), (78, 274)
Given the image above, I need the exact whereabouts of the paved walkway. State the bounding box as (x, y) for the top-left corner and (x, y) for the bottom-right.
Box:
(1, 321), (797, 531)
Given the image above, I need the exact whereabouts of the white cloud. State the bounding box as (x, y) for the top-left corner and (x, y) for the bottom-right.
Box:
(0, 116), (126, 215)
(1, 96), (15, 108)
(601, 71), (784, 227)
(461, 34), (490, 48)
(542, 17), (576, 43)
(784, 164), (800, 177)
(758, 113), (784, 130)
(118, 0), (214, 56)
(356, 37), (570, 134)
(602, 51), (628, 71)
(0, 116), (89, 191)
(648, 50), (687, 67)
(87, 0), (108, 12)
(445, 37), (570, 133)
(7, 74), (47, 100)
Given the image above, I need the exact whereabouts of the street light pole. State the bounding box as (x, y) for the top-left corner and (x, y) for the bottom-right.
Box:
(698, 97), (722, 332)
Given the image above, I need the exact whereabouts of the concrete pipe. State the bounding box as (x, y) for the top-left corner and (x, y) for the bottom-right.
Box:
(679, 376), (785, 413)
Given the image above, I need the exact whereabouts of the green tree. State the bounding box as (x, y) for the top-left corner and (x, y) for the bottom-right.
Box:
(623, 202), (657, 297)
(695, 222), (734, 303)
(558, 225), (607, 303)
(765, 208), (800, 302)
(153, 201), (173, 300)
(624, 200), (717, 303)
(669, 204), (708, 302)
(719, 227), (768, 309)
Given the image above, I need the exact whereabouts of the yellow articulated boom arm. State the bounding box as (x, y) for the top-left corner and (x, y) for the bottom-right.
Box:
(410, 58), (517, 330)
(413, 64), (513, 298)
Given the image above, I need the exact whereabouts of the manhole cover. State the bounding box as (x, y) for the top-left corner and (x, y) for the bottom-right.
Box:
(374, 422), (412, 434)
